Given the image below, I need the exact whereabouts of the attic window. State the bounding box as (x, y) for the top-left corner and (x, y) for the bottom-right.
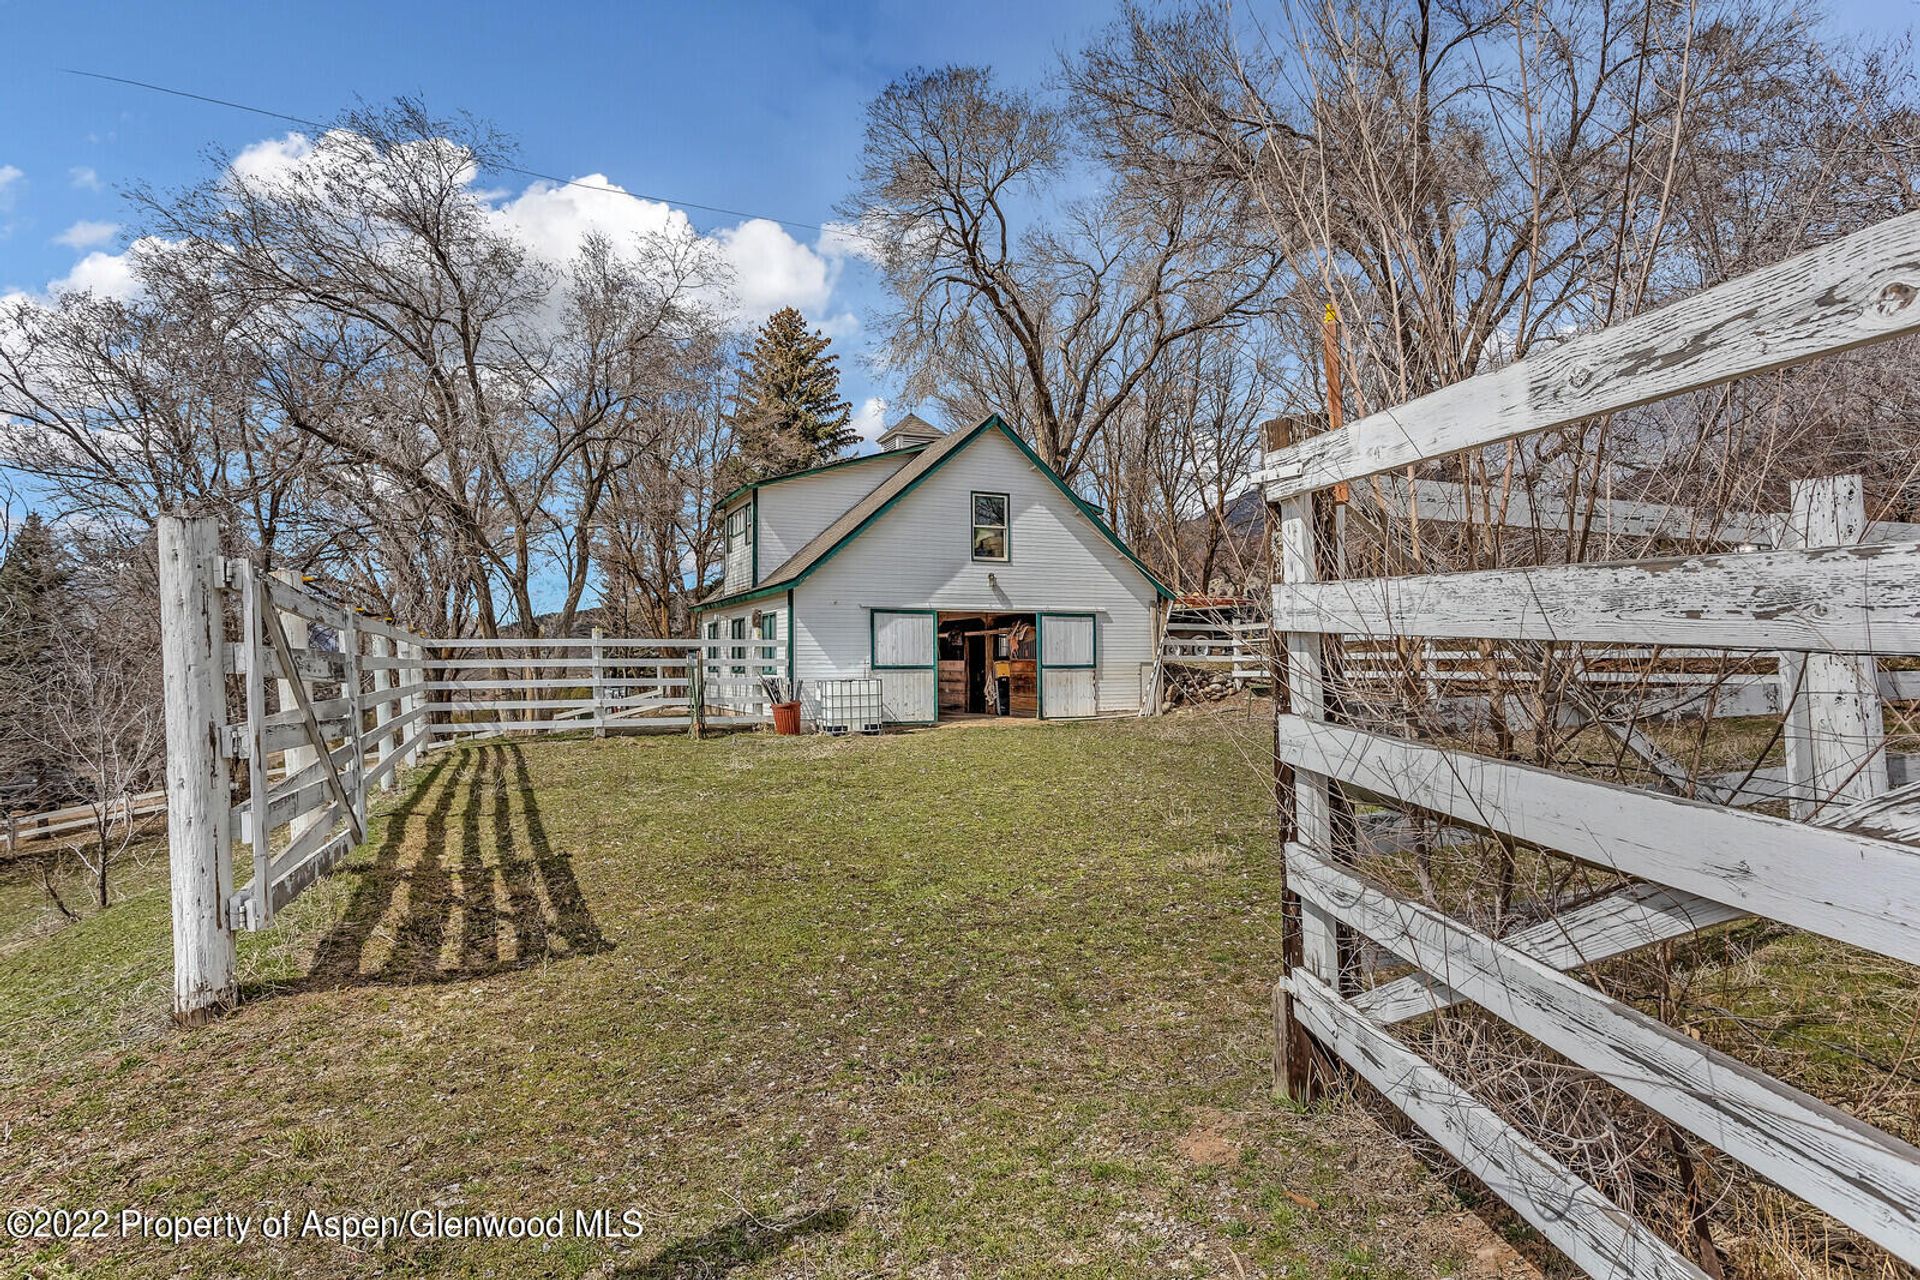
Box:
(727, 506), (752, 547)
(971, 492), (1008, 562)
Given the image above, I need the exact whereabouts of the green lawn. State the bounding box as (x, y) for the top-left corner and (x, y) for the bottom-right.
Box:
(0, 714), (1508, 1279)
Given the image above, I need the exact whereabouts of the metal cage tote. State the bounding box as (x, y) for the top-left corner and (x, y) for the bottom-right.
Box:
(815, 678), (884, 735)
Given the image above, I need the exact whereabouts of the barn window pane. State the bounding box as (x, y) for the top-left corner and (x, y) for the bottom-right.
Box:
(971, 492), (1008, 562)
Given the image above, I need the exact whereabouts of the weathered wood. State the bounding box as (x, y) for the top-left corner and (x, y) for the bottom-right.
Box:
(1780, 476), (1889, 816)
(1275, 715), (1920, 966)
(365, 726), (431, 790)
(160, 516), (234, 1022)
(1262, 210), (1920, 499)
(1355, 883), (1747, 1026)
(260, 585), (363, 845)
(1281, 497), (1341, 989)
(237, 562), (274, 929)
(1290, 971), (1712, 1280)
(1291, 847), (1920, 1262)
(420, 635), (702, 648)
(340, 609), (366, 833)
(370, 631), (395, 794)
(1363, 475), (1920, 548)
(1271, 539), (1920, 654)
(262, 573), (352, 630)
(591, 626), (608, 740)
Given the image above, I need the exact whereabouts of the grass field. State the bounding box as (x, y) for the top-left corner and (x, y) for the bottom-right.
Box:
(0, 713), (1521, 1279)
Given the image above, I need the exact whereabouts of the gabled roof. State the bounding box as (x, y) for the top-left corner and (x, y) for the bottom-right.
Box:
(876, 411), (944, 449)
(716, 444), (928, 512)
(696, 414), (1175, 610)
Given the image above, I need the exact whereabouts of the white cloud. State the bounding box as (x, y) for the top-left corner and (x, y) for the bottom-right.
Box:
(20, 130), (866, 340)
(68, 166), (102, 192)
(0, 165), (23, 211)
(851, 397), (889, 447)
(492, 173), (690, 266)
(495, 177), (851, 332)
(54, 220), (119, 251)
(713, 218), (834, 323)
(228, 132), (314, 189)
(817, 219), (884, 265)
(48, 240), (158, 303)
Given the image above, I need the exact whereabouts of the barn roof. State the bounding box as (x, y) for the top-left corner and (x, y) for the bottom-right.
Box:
(697, 414), (1175, 611)
(715, 444), (928, 512)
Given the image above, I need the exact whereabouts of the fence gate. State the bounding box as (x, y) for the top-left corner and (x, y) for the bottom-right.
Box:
(1264, 209), (1920, 1275)
(158, 521), (776, 1022)
(159, 522), (432, 1021)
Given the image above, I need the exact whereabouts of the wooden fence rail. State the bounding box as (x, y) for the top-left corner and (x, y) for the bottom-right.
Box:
(1261, 207), (1920, 1274)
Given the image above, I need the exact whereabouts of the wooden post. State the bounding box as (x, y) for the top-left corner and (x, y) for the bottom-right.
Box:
(592, 626), (608, 739)
(1265, 417), (1324, 1103)
(372, 631), (396, 792)
(160, 514), (235, 1023)
(341, 609), (366, 835)
(269, 570), (322, 844)
(240, 562), (271, 931)
(1781, 475), (1888, 817)
(688, 644), (706, 740)
(403, 639), (426, 768)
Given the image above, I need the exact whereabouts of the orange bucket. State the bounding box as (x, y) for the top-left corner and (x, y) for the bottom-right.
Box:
(772, 700), (802, 735)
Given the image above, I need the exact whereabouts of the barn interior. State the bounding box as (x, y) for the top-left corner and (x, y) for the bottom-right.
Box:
(936, 612), (1037, 718)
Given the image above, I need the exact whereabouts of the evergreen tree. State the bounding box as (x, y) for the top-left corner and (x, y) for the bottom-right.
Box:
(724, 307), (855, 482)
(0, 514), (72, 800)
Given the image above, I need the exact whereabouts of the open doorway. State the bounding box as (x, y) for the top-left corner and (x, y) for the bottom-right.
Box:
(937, 612), (1037, 719)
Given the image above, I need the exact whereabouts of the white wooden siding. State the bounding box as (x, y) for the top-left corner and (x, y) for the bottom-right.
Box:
(720, 498), (754, 595)
(756, 454), (918, 574)
(791, 429), (1160, 719)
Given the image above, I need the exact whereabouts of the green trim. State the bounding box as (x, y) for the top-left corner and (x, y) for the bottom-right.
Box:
(970, 490), (1010, 563)
(716, 445), (930, 511)
(785, 589), (796, 683)
(697, 415), (1174, 613)
(870, 607), (937, 670)
(988, 421), (1173, 599)
(750, 491), (759, 586)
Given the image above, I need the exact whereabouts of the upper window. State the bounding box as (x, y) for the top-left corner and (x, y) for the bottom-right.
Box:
(971, 492), (1009, 562)
(727, 506), (752, 547)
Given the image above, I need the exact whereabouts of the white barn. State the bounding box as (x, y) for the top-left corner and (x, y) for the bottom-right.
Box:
(693, 413), (1175, 727)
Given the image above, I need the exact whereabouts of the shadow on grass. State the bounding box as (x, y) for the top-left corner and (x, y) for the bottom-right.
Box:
(620, 1207), (854, 1279)
(285, 741), (609, 992)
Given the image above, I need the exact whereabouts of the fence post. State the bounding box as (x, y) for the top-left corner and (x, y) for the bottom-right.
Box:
(372, 631), (395, 792)
(160, 514), (235, 1024)
(1265, 416), (1336, 1104)
(1781, 475), (1888, 817)
(592, 626), (608, 739)
(690, 647), (706, 740)
(341, 609), (366, 834)
(403, 639), (426, 767)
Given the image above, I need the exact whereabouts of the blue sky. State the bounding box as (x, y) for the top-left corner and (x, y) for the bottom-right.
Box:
(1, 0), (1915, 449)
(0, 0), (1131, 449)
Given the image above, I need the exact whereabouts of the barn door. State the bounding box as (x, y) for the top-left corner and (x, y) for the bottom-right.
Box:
(870, 609), (936, 723)
(1038, 612), (1097, 718)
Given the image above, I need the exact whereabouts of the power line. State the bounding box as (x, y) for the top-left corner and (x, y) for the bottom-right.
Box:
(58, 67), (845, 238)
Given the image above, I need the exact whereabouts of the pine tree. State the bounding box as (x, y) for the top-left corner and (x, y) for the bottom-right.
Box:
(724, 307), (855, 482)
(0, 514), (71, 800)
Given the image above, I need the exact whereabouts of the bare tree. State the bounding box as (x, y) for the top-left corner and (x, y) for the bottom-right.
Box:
(843, 65), (1284, 484)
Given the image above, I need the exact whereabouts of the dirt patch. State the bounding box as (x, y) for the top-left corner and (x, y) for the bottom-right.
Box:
(1175, 1105), (1244, 1167)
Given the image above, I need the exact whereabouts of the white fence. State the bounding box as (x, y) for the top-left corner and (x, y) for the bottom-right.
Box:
(418, 635), (777, 742)
(157, 519), (782, 1022)
(1262, 209), (1920, 1273)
